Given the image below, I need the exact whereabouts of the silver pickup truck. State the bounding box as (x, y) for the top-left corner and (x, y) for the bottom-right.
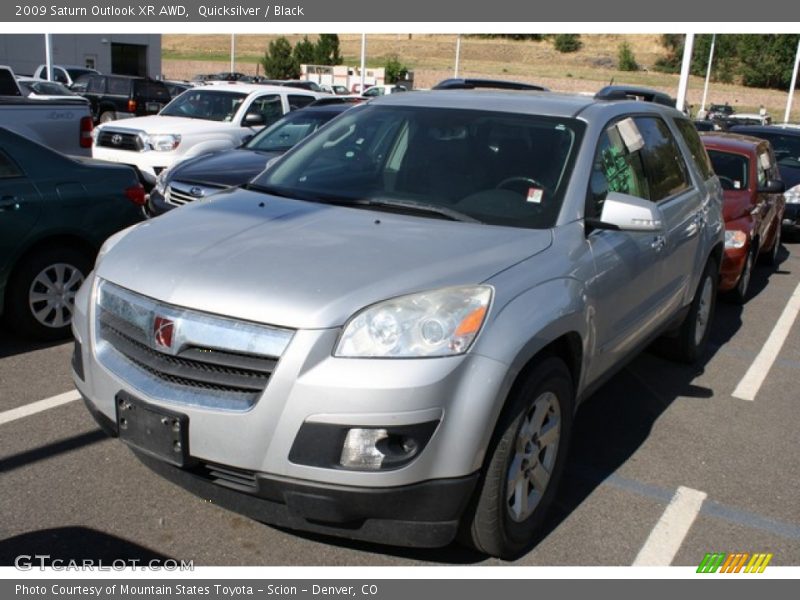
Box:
(0, 65), (93, 156)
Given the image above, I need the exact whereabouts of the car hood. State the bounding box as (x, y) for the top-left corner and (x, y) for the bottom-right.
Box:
(170, 149), (282, 187)
(97, 189), (553, 329)
(98, 115), (231, 135)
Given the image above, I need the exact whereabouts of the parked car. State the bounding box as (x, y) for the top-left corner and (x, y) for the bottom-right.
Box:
(433, 78), (549, 92)
(148, 103), (354, 216)
(163, 80), (193, 99)
(91, 84), (321, 187)
(320, 84), (350, 95)
(73, 89), (723, 559)
(16, 77), (86, 101)
(361, 84), (409, 98)
(0, 127), (143, 339)
(701, 133), (785, 302)
(1, 67), (93, 157)
(32, 64), (99, 88)
(729, 125), (800, 236)
(70, 74), (171, 124)
(707, 103), (735, 121)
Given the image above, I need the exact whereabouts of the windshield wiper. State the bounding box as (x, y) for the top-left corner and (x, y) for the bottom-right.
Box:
(347, 197), (481, 223)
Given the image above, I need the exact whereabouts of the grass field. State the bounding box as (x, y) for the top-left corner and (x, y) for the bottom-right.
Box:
(162, 34), (800, 120)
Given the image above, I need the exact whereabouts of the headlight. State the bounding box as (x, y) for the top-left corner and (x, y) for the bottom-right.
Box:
(95, 224), (139, 267)
(335, 286), (492, 358)
(725, 230), (748, 249)
(154, 168), (170, 195)
(784, 183), (800, 204)
(145, 134), (181, 152)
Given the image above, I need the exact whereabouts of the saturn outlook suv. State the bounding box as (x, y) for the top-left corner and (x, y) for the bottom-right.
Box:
(72, 88), (724, 558)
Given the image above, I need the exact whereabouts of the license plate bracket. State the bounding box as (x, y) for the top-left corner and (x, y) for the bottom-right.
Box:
(115, 391), (190, 467)
(146, 102), (162, 112)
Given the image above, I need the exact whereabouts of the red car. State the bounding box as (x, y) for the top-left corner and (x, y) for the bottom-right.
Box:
(701, 133), (785, 303)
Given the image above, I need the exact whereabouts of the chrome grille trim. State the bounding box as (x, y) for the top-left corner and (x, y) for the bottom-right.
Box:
(96, 130), (143, 152)
(94, 279), (294, 411)
(166, 181), (226, 207)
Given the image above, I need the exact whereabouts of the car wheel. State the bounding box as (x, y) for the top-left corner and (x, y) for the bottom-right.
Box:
(99, 111), (116, 124)
(760, 224), (781, 266)
(460, 356), (574, 559)
(730, 247), (755, 305)
(669, 257), (718, 364)
(5, 247), (91, 340)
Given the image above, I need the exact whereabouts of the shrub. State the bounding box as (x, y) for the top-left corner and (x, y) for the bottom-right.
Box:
(618, 42), (639, 72)
(554, 34), (582, 53)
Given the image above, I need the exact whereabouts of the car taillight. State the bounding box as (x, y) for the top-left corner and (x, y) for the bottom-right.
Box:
(125, 184), (146, 206)
(128, 99), (137, 112)
(80, 116), (93, 148)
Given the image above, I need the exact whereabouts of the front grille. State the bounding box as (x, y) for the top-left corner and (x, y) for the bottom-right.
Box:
(94, 280), (294, 411)
(202, 462), (258, 493)
(166, 182), (225, 207)
(96, 130), (143, 151)
(99, 319), (275, 395)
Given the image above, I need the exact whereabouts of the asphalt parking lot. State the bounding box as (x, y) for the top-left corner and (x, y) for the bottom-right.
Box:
(1, 242), (798, 567)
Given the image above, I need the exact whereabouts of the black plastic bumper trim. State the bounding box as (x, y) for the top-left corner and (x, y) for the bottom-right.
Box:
(134, 450), (478, 548)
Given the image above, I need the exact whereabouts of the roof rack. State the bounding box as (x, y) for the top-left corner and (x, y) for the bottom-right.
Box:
(594, 85), (676, 108)
(432, 78), (549, 91)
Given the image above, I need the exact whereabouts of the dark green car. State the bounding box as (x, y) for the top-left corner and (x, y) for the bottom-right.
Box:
(0, 127), (144, 339)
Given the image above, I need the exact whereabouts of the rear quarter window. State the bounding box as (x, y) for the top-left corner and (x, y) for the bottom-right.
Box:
(0, 150), (24, 179)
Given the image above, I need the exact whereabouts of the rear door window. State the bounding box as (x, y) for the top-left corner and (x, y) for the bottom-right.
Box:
(106, 77), (130, 96)
(633, 116), (691, 201)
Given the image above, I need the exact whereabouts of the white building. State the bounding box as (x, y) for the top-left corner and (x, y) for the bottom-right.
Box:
(0, 34), (161, 78)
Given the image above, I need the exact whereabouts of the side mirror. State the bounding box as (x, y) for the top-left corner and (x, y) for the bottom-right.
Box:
(243, 113), (265, 127)
(758, 179), (785, 194)
(587, 191), (664, 232)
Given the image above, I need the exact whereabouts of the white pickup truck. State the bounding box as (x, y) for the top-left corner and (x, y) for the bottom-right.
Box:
(0, 65), (93, 156)
(92, 83), (321, 186)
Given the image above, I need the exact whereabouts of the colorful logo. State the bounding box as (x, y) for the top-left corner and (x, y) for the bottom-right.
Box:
(697, 552), (773, 573)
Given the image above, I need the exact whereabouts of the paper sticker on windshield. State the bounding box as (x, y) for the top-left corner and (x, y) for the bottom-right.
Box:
(759, 153), (771, 169)
(616, 118), (644, 153)
(527, 188), (543, 203)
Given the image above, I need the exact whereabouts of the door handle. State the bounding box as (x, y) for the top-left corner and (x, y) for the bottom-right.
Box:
(0, 196), (20, 211)
(651, 235), (667, 252)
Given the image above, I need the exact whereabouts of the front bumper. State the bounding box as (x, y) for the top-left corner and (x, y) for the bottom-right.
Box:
(782, 203), (800, 234)
(92, 146), (176, 186)
(72, 274), (512, 545)
(146, 188), (176, 217)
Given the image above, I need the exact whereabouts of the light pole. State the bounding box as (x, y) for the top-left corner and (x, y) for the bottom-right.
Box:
(784, 37), (800, 124)
(700, 34), (716, 114)
(676, 33), (695, 114)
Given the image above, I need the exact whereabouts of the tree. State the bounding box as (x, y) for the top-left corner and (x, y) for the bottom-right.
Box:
(293, 36), (316, 66)
(261, 37), (300, 79)
(618, 42), (639, 72)
(553, 34), (582, 53)
(737, 34), (800, 89)
(315, 34), (343, 66)
(384, 55), (409, 84)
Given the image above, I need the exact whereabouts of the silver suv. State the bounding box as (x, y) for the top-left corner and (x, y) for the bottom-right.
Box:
(72, 89), (724, 558)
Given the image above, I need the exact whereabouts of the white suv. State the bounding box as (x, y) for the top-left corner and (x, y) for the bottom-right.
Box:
(91, 83), (321, 185)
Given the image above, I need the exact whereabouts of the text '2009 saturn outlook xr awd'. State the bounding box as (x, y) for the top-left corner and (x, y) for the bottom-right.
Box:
(72, 88), (724, 558)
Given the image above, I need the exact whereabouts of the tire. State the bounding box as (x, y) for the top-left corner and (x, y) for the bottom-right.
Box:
(460, 356), (574, 559)
(5, 246), (92, 340)
(760, 224), (781, 267)
(668, 257), (718, 364)
(729, 246), (755, 305)
(99, 111), (116, 124)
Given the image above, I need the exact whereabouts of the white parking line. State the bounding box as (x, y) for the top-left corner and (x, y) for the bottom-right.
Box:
(633, 486), (707, 566)
(0, 390), (81, 427)
(732, 281), (800, 401)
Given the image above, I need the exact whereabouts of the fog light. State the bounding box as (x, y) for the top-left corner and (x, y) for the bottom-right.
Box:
(340, 428), (388, 469)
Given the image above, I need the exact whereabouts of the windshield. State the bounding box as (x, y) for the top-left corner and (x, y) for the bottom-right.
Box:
(66, 68), (97, 80)
(252, 105), (583, 229)
(245, 110), (342, 152)
(747, 132), (800, 170)
(707, 150), (749, 190)
(160, 90), (248, 122)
